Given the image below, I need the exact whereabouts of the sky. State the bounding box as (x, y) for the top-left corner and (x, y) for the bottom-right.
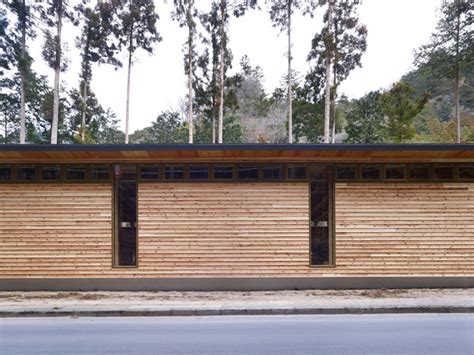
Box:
(29, 0), (443, 133)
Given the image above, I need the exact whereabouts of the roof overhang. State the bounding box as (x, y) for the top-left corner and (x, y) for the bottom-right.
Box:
(0, 144), (473, 164)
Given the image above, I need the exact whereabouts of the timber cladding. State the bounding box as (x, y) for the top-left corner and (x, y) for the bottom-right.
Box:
(334, 183), (474, 277)
(0, 184), (113, 278)
(0, 182), (473, 278)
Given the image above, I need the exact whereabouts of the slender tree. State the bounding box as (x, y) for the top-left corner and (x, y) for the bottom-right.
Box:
(202, 0), (257, 143)
(416, 0), (473, 143)
(307, 0), (367, 143)
(75, 0), (120, 142)
(269, 0), (305, 143)
(172, 0), (197, 144)
(113, 0), (161, 144)
(41, 0), (77, 144)
(7, 0), (39, 143)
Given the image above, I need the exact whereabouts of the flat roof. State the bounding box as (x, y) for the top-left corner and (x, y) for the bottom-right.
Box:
(0, 144), (473, 163)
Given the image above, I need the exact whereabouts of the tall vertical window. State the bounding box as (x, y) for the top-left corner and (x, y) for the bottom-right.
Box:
(114, 165), (138, 267)
(310, 165), (334, 266)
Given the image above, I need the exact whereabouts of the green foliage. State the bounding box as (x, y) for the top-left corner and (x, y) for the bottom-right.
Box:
(307, 0), (367, 96)
(381, 82), (429, 143)
(113, 0), (162, 57)
(66, 88), (123, 144)
(130, 111), (187, 144)
(344, 91), (386, 143)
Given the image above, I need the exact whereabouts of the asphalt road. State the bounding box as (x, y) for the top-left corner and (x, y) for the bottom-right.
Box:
(0, 314), (473, 355)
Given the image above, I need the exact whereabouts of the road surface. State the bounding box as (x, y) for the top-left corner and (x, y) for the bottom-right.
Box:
(0, 314), (473, 354)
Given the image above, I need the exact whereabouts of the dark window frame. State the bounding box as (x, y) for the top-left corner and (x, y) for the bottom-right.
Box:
(309, 164), (335, 268)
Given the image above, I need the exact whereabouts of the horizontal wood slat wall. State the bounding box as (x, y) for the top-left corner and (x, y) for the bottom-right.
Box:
(137, 183), (310, 277)
(0, 184), (112, 277)
(333, 183), (474, 276)
(1, 182), (472, 278)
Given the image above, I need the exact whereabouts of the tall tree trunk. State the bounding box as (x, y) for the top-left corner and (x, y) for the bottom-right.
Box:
(187, 0), (193, 144)
(125, 24), (133, 145)
(323, 0), (333, 143)
(51, 0), (63, 144)
(287, 0), (293, 144)
(455, 9), (461, 144)
(217, 0), (225, 144)
(19, 0), (26, 144)
(81, 81), (87, 142)
(212, 112), (216, 143)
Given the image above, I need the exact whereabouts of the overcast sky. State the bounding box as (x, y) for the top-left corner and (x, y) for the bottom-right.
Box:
(29, 0), (442, 133)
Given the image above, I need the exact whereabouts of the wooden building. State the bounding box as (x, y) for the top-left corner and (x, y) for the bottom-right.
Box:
(0, 144), (473, 290)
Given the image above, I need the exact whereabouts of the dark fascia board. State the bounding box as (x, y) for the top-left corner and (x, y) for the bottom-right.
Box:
(0, 143), (473, 152)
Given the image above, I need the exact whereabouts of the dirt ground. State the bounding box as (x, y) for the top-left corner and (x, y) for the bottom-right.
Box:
(0, 288), (472, 312)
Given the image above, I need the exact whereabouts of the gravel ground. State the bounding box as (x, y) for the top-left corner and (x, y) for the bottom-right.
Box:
(0, 288), (472, 312)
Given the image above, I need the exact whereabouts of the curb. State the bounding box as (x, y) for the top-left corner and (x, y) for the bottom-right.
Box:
(0, 306), (473, 317)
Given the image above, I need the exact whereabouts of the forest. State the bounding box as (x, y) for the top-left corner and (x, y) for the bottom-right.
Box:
(0, 0), (473, 145)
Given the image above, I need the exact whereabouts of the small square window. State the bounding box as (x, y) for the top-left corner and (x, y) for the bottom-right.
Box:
(213, 165), (234, 180)
(91, 166), (110, 180)
(408, 165), (430, 180)
(0, 166), (11, 181)
(238, 165), (258, 180)
(262, 165), (282, 180)
(65, 166), (86, 180)
(140, 165), (160, 180)
(189, 166), (209, 180)
(336, 165), (357, 180)
(433, 166), (454, 180)
(459, 166), (474, 180)
(360, 165), (381, 180)
(165, 165), (184, 180)
(16, 166), (36, 181)
(385, 165), (406, 180)
(41, 166), (61, 180)
(287, 165), (307, 180)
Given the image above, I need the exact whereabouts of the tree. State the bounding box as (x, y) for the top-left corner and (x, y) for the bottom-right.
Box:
(40, 0), (76, 144)
(269, 0), (305, 143)
(415, 0), (473, 143)
(381, 82), (429, 143)
(345, 91), (386, 143)
(308, 0), (367, 143)
(0, 6), (15, 77)
(173, 0), (197, 143)
(6, 0), (41, 143)
(113, 0), (161, 144)
(75, 0), (120, 143)
(200, 0), (257, 143)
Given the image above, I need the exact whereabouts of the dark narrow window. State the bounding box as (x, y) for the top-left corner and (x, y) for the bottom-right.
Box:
(114, 165), (137, 267)
(262, 165), (282, 180)
(360, 165), (381, 180)
(0, 166), (11, 181)
(336, 165), (357, 180)
(433, 166), (454, 180)
(287, 165), (307, 180)
(459, 166), (474, 180)
(408, 164), (430, 180)
(16, 166), (36, 181)
(385, 165), (405, 180)
(91, 165), (110, 180)
(65, 166), (86, 181)
(238, 165), (258, 180)
(41, 166), (61, 180)
(189, 165), (209, 180)
(213, 165), (234, 180)
(165, 165), (184, 180)
(310, 165), (333, 266)
(140, 165), (160, 180)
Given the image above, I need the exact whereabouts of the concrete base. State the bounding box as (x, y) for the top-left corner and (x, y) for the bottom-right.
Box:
(1, 277), (474, 291)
